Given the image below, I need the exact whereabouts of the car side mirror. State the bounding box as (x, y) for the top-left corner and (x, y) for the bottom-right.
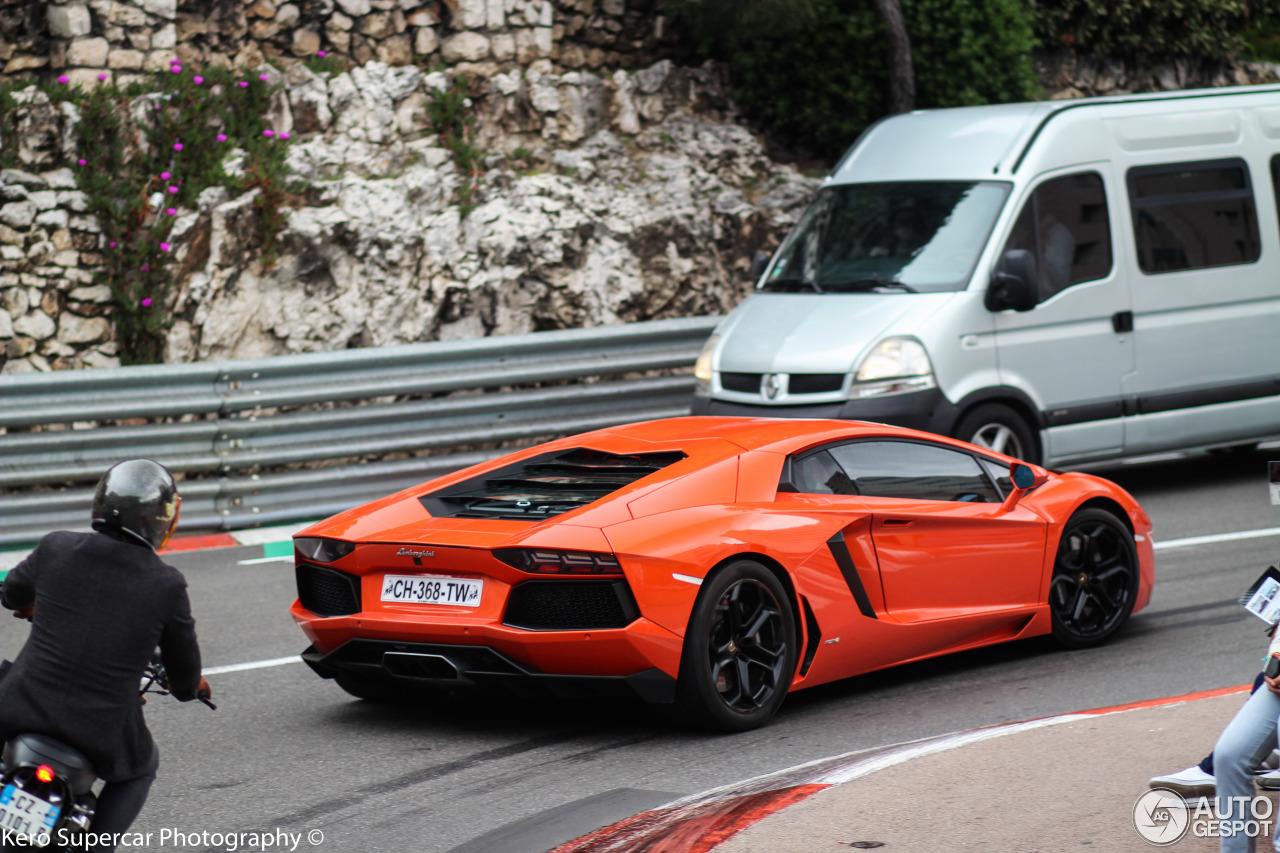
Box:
(1001, 462), (1048, 512)
(747, 251), (771, 281)
(985, 249), (1039, 313)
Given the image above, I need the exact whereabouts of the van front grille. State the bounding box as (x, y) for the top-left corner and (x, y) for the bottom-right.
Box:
(721, 372), (762, 393)
(720, 372), (845, 395)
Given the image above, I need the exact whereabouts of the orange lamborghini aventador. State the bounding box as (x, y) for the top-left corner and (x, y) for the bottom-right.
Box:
(290, 417), (1154, 730)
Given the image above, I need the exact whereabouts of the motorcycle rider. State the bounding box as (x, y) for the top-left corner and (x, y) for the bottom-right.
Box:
(0, 459), (210, 849)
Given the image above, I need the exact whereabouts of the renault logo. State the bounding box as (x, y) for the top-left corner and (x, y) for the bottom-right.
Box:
(762, 373), (784, 400)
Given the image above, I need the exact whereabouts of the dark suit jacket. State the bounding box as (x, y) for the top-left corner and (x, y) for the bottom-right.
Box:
(0, 531), (202, 782)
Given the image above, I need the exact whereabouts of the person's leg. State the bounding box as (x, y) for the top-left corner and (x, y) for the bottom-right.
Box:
(88, 770), (155, 852)
(1214, 687), (1280, 853)
(1195, 673), (1266, 777)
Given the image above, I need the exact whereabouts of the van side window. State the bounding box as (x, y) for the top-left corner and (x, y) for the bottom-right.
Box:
(1127, 159), (1260, 273)
(1003, 172), (1112, 302)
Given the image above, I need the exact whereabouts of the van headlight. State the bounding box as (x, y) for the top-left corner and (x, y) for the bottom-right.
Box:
(694, 334), (718, 390)
(848, 337), (937, 399)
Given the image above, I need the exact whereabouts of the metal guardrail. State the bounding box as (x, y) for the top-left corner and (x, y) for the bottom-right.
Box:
(0, 316), (720, 549)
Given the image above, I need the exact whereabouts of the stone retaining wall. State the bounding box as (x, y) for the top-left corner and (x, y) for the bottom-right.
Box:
(2, 0), (675, 87)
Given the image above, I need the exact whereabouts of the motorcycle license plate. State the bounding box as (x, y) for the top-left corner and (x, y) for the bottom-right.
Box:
(381, 574), (483, 607)
(0, 784), (59, 846)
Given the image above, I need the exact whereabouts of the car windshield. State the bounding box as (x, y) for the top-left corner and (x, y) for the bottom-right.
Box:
(761, 181), (1011, 294)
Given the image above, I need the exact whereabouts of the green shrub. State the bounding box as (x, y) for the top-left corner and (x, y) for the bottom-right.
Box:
(1030, 0), (1259, 65)
(0, 67), (298, 364)
(670, 0), (1038, 164)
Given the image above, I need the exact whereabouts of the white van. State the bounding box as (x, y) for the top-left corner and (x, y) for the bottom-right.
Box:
(691, 84), (1280, 466)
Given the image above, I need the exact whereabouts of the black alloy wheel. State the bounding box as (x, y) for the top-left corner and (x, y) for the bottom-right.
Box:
(1049, 508), (1138, 648)
(676, 560), (797, 731)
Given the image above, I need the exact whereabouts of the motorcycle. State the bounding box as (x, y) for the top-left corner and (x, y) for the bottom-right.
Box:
(0, 657), (213, 850)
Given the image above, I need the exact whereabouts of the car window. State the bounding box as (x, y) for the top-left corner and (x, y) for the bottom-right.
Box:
(977, 456), (1013, 497)
(1127, 158), (1260, 273)
(1002, 172), (1112, 303)
(792, 450), (860, 495)
(820, 440), (1002, 503)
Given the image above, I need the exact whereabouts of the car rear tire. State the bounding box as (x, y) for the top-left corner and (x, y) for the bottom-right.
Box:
(1049, 508), (1138, 649)
(953, 403), (1038, 463)
(676, 560), (797, 731)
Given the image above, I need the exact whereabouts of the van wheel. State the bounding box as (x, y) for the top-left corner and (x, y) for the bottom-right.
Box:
(954, 404), (1037, 463)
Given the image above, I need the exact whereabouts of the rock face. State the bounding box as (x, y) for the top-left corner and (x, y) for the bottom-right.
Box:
(159, 60), (816, 361)
(2, 2), (1279, 371)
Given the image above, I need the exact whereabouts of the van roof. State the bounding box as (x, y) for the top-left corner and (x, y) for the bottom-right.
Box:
(829, 83), (1280, 185)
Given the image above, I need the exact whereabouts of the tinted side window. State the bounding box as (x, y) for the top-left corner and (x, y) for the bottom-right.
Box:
(792, 450), (860, 495)
(823, 441), (1001, 503)
(1271, 154), (1280, 228)
(1003, 172), (1112, 302)
(977, 456), (1012, 497)
(1127, 159), (1260, 273)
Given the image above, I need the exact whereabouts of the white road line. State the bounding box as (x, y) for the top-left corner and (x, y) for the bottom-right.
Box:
(204, 655), (302, 676)
(235, 556), (294, 565)
(1154, 526), (1280, 551)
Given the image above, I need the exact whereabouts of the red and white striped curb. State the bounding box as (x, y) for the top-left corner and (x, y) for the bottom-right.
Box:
(548, 684), (1253, 853)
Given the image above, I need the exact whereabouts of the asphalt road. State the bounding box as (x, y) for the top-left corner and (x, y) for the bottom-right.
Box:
(2, 445), (1278, 853)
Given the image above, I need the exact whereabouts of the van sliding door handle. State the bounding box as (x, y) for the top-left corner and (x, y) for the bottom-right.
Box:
(1112, 311), (1134, 333)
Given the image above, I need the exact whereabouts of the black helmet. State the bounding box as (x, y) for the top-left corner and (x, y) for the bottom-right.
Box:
(91, 459), (181, 551)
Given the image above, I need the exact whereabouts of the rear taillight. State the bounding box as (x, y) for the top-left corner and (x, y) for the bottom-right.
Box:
(34, 765), (54, 783)
(493, 548), (622, 575)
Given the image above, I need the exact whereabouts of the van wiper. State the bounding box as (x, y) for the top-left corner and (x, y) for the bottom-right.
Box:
(823, 278), (918, 293)
(758, 277), (824, 293)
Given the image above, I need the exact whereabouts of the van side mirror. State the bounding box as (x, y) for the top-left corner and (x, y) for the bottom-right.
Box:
(985, 249), (1039, 313)
(747, 251), (771, 281)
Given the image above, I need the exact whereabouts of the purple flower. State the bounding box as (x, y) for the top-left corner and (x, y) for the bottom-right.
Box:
(77, 158), (86, 166)
(109, 241), (117, 248)
(193, 76), (204, 85)
(166, 208), (177, 216)
(263, 129), (274, 138)
(279, 132), (291, 141)
(317, 50), (327, 58)
(160, 243), (171, 252)
(238, 81), (249, 88)
(97, 73), (108, 81)
(141, 297), (153, 306)
(58, 75), (69, 85)
(171, 65), (182, 74)
(259, 74), (269, 82)
(161, 171), (171, 180)
(216, 133), (228, 142)
(141, 266), (150, 273)
(173, 142), (183, 151)
(168, 186), (179, 194)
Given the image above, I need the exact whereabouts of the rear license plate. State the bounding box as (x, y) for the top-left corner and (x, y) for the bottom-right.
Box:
(381, 575), (483, 607)
(0, 784), (59, 846)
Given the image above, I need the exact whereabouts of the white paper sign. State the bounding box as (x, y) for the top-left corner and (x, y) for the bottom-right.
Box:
(1244, 576), (1280, 625)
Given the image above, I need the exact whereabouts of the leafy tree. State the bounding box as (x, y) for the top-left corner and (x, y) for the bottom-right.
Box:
(670, 0), (1039, 163)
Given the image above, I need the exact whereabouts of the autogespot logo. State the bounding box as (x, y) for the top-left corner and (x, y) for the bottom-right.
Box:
(1134, 788), (1190, 846)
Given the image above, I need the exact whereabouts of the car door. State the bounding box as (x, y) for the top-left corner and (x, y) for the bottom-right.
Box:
(802, 439), (1048, 621)
(990, 169), (1135, 463)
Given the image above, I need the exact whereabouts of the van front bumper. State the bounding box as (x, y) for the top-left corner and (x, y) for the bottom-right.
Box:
(691, 387), (958, 435)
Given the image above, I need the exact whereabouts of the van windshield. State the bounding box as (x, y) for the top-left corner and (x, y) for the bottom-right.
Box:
(761, 181), (1011, 294)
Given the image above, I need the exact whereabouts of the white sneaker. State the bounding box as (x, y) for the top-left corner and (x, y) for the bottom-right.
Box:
(1258, 769), (1280, 791)
(1150, 766), (1215, 797)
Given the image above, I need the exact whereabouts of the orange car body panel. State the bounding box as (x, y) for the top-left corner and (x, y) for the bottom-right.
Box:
(292, 417), (1156, 694)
